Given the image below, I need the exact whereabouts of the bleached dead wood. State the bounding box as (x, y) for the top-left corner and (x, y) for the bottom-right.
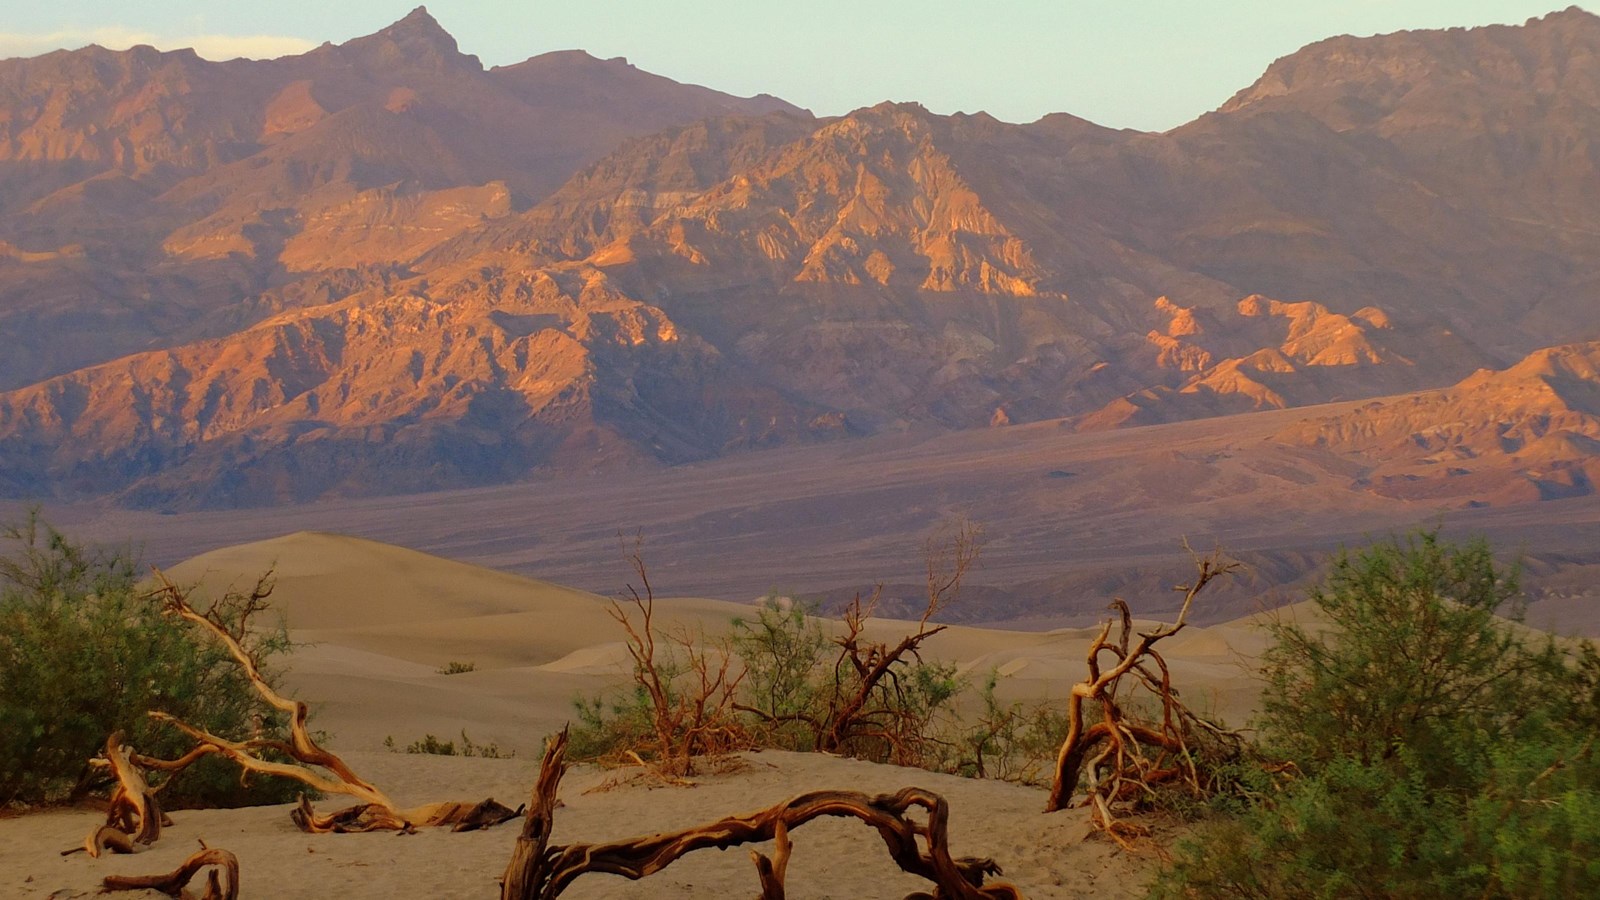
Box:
(750, 818), (792, 900)
(138, 570), (517, 834)
(66, 732), (162, 857)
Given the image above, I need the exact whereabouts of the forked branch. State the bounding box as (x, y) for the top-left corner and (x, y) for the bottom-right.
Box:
(818, 520), (981, 759)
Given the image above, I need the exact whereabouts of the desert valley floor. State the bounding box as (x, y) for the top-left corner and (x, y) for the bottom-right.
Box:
(14, 398), (1600, 636)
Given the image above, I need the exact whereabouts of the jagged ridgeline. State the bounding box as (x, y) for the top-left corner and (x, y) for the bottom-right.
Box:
(4, 7), (1600, 507)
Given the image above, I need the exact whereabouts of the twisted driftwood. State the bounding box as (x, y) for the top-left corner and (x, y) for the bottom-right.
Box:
(102, 844), (239, 900)
(139, 570), (518, 833)
(502, 729), (1022, 899)
(1044, 552), (1243, 840)
(62, 732), (166, 857)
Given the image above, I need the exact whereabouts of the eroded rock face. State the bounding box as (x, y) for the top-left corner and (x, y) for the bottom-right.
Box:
(0, 263), (842, 506)
(1077, 295), (1494, 429)
(0, 7), (806, 389)
(1272, 342), (1600, 504)
(7, 9), (1600, 506)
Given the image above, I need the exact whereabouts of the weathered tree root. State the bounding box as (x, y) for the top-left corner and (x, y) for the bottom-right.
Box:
(102, 844), (239, 900)
(502, 729), (1023, 900)
(289, 794), (524, 833)
(750, 817), (792, 899)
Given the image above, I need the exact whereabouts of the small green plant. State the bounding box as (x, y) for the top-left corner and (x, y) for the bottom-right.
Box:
(571, 525), (981, 775)
(383, 729), (513, 758)
(436, 660), (477, 675)
(944, 671), (1069, 783)
(730, 596), (830, 751)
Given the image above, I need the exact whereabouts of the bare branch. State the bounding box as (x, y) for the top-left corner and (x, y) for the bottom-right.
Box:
(1045, 550), (1244, 828)
(502, 730), (1021, 899)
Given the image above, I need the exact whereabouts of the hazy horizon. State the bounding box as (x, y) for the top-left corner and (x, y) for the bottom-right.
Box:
(0, 1), (1583, 131)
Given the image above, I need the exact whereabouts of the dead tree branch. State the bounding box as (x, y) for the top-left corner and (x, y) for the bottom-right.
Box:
(102, 843), (239, 900)
(68, 732), (162, 857)
(604, 539), (750, 776)
(502, 729), (1021, 899)
(137, 569), (517, 834)
(1044, 551), (1243, 838)
(818, 520), (980, 760)
(750, 817), (792, 899)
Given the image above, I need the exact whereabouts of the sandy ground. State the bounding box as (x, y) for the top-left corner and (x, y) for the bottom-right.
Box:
(2, 532), (1279, 898)
(6, 750), (1164, 899)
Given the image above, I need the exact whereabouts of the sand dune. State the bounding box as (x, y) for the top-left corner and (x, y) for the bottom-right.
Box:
(5, 531), (1276, 898)
(163, 533), (1273, 752)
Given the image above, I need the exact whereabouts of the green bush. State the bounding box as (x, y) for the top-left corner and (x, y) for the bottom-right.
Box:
(1153, 531), (1600, 898)
(570, 592), (969, 772)
(0, 512), (300, 807)
(943, 670), (1069, 783)
(727, 594), (968, 766)
(730, 597), (831, 751)
(569, 682), (664, 763)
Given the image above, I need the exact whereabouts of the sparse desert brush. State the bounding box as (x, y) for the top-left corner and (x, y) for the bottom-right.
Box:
(568, 539), (751, 776)
(0, 510), (302, 808)
(942, 670), (1070, 784)
(384, 730), (512, 758)
(571, 524), (980, 776)
(1151, 530), (1600, 898)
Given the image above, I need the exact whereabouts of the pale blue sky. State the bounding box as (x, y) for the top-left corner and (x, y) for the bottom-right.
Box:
(0, 2), (1584, 130)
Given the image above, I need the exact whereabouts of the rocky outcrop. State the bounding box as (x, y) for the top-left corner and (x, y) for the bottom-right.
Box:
(0, 263), (840, 506)
(1078, 295), (1494, 429)
(1275, 341), (1600, 503)
(0, 7), (806, 389)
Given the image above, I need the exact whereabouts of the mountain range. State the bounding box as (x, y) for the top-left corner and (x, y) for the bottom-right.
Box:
(4, 6), (1600, 509)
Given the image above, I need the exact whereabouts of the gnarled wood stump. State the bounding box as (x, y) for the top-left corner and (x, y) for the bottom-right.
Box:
(73, 732), (162, 857)
(1043, 552), (1243, 842)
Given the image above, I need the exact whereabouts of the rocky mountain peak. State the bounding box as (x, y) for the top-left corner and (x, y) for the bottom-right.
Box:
(1529, 5), (1600, 27)
(338, 6), (481, 73)
(1220, 3), (1600, 123)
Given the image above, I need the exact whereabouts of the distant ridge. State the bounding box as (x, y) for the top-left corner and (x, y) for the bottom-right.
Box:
(6, 9), (1600, 507)
(0, 7), (807, 389)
